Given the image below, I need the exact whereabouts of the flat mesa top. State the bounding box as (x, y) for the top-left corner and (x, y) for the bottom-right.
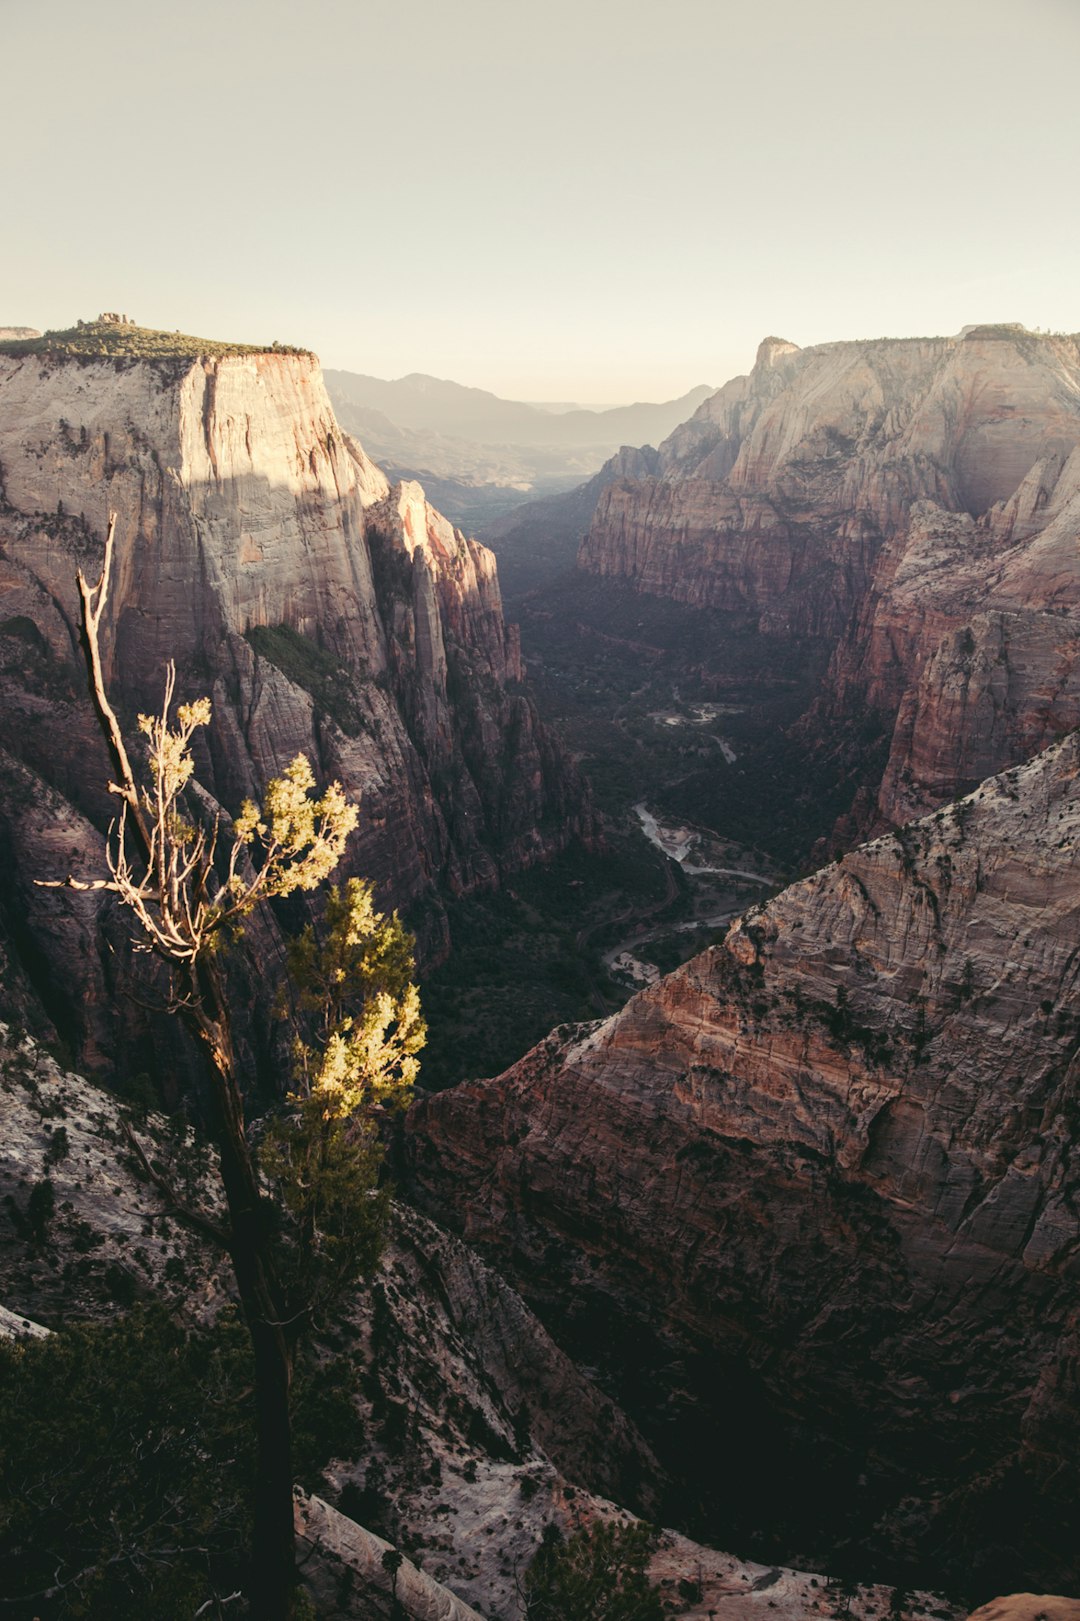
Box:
(0, 320), (312, 363)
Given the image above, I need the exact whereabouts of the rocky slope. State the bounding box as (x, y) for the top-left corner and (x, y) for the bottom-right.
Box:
(0, 323), (587, 1076)
(406, 732), (1080, 1600)
(578, 326), (1080, 830)
(0, 1024), (960, 1621)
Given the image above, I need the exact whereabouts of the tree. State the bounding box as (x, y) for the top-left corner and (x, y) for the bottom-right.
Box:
(523, 1521), (664, 1621)
(0, 1307), (363, 1619)
(44, 515), (421, 1619)
(261, 877), (425, 1321)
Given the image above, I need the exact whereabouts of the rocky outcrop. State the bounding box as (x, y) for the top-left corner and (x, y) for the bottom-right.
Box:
(295, 1492), (485, 1621)
(579, 326), (1080, 831)
(0, 330), (587, 1072)
(967, 1599), (1080, 1621)
(480, 443), (662, 598)
(406, 733), (1080, 1598)
(0, 1023), (962, 1620)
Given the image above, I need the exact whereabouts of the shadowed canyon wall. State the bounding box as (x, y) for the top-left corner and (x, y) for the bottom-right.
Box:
(407, 732), (1080, 1597)
(579, 326), (1080, 833)
(0, 345), (587, 1078)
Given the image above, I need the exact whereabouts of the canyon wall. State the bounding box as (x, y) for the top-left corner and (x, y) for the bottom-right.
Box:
(407, 733), (1080, 1596)
(0, 339), (587, 1076)
(579, 326), (1080, 829)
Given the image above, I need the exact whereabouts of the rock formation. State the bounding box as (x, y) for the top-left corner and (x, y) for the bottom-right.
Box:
(0, 1022), (961, 1620)
(407, 733), (1080, 1599)
(578, 326), (1080, 832)
(0, 326), (587, 1075)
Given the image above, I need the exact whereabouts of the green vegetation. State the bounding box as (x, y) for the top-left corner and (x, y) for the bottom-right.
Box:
(516, 574), (884, 871)
(63, 524), (418, 1619)
(245, 623), (365, 735)
(419, 828), (678, 1089)
(524, 1520), (663, 1621)
(0, 1307), (360, 1620)
(0, 319), (310, 365)
(262, 878), (424, 1318)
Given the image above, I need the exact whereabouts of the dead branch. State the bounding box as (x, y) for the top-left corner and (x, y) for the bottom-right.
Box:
(75, 513), (153, 859)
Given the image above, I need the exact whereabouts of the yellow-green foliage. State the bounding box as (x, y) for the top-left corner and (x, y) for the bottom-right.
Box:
(261, 880), (425, 1312)
(121, 681), (358, 956)
(232, 755), (358, 902)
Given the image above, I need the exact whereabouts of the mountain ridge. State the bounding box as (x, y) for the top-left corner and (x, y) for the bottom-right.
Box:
(575, 324), (1080, 836)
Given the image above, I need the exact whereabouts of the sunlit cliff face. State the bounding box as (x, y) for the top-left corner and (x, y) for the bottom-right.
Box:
(580, 328), (1080, 831)
(0, 338), (587, 1076)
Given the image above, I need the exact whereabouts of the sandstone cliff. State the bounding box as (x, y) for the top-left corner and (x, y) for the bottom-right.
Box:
(0, 1023), (959, 1621)
(579, 326), (1080, 830)
(407, 733), (1080, 1598)
(0, 327), (587, 1075)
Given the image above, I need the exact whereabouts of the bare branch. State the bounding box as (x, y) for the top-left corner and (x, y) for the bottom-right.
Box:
(75, 514), (153, 859)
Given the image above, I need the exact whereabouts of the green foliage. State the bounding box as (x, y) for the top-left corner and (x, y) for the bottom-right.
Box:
(44, 1125), (70, 1166)
(261, 880), (424, 1316)
(0, 320), (310, 365)
(110, 674), (359, 958)
(0, 1308), (362, 1620)
(0, 1307), (252, 1618)
(26, 1178), (54, 1243)
(419, 831), (673, 1090)
(524, 1520), (664, 1621)
(245, 623), (365, 736)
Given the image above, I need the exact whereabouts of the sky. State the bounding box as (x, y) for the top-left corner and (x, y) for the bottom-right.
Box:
(2, 0), (1078, 402)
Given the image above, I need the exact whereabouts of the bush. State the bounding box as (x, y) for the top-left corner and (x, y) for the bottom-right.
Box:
(0, 1306), (360, 1618)
(0, 319), (310, 365)
(524, 1520), (663, 1621)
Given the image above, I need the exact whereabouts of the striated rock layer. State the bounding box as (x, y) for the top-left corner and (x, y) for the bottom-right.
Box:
(407, 734), (1080, 1598)
(579, 326), (1080, 830)
(0, 336), (587, 1074)
(0, 1024), (960, 1621)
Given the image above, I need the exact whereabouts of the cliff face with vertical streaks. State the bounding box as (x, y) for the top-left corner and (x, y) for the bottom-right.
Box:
(0, 327), (587, 1077)
(579, 326), (1080, 832)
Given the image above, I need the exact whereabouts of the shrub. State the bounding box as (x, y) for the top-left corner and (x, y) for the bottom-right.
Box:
(524, 1520), (663, 1620)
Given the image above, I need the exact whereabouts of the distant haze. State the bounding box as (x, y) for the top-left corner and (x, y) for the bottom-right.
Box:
(2, 0), (1078, 401)
(323, 370), (714, 529)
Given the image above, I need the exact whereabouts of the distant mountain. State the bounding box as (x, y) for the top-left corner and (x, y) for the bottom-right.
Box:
(323, 370), (713, 451)
(322, 369), (713, 529)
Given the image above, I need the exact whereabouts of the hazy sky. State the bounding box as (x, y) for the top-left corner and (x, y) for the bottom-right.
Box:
(3, 0), (1078, 400)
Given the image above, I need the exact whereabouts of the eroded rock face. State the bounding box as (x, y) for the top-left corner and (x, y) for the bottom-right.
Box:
(0, 1025), (960, 1621)
(406, 734), (1080, 1598)
(579, 326), (1080, 830)
(0, 1024), (659, 1621)
(0, 345), (587, 1071)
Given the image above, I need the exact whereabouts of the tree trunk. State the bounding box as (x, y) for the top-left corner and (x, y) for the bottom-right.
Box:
(248, 1317), (296, 1621)
(188, 959), (298, 1621)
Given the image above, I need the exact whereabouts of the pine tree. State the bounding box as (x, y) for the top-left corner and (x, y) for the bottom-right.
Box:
(43, 515), (422, 1619)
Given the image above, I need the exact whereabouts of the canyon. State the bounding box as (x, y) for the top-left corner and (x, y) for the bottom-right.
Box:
(0, 324), (587, 1084)
(3, 316), (1079, 1617)
(570, 326), (1080, 839)
(407, 730), (1080, 1601)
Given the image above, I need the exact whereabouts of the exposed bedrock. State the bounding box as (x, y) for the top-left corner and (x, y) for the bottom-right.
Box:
(0, 345), (587, 1076)
(406, 733), (1080, 1598)
(579, 326), (1080, 831)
